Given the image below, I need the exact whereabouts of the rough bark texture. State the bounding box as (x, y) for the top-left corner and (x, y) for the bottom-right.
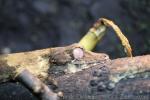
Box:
(55, 55), (150, 100)
(0, 43), (150, 100)
(0, 43), (108, 83)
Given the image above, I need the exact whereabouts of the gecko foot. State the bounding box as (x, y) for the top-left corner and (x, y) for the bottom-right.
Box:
(89, 65), (116, 92)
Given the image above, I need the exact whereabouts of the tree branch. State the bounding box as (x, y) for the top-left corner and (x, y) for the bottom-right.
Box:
(0, 44), (149, 100)
(55, 55), (150, 100)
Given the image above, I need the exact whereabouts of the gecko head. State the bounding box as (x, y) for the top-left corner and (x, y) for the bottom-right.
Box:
(49, 43), (109, 76)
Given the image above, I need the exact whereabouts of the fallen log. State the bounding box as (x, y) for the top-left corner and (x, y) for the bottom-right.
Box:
(0, 43), (109, 83)
(0, 43), (149, 100)
(55, 55), (150, 100)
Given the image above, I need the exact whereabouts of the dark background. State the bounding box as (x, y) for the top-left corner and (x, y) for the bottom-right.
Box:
(0, 0), (149, 58)
(0, 0), (149, 100)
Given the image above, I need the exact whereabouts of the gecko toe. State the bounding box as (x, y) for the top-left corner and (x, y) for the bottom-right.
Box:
(90, 65), (116, 92)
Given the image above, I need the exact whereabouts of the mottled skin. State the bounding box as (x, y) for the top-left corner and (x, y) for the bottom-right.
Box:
(0, 43), (149, 92)
(48, 44), (150, 91)
(49, 43), (110, 77)
(0, 43), (110, 83)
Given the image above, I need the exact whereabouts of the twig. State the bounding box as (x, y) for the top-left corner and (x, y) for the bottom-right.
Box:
(16, 69), (62, 100)
(79, 18), (132, 57)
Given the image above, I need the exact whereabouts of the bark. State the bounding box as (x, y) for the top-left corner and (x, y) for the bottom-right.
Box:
(56, 55), (150, 100)
(0, 43), (108, 83)
(0, 43), (150, 100)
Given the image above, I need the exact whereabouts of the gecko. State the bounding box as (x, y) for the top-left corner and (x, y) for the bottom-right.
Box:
(0, 18), (149, 92)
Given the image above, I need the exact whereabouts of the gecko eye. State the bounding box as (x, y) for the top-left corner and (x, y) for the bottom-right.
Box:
(72, 48), (84, 59)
